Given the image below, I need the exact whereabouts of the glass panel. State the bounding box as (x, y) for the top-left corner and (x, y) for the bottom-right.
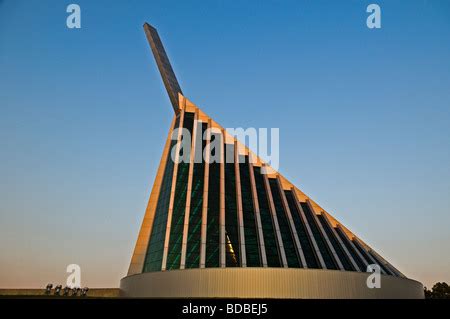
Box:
(300, 202), (338, 270)
(143, 115), (180, 272)
(166, 112), (195, 270)
(224, 144), (240, 267)
(268, 179), (301, 268)
(239, 155), (261, 267)
(317, 214), (354, 271)
(352, 239), (375, 273)
(352, 239), (394, 275)
(284, 190), (319, 269)
(335, 227), (367, 271)
(253, 167), (281, 267)
(205, 133), (221, 268)
(185, 122), (208, 268)
(368, 251), (396, 276)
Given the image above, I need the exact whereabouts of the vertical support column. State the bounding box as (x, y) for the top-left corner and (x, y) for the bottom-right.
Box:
(306, 200), (345, 271)
(291, 188), (326, 269)
(276, 176), (307, 268)
(161, 109), (185, 271)
(320, 213), (361, 271)
(234, 141), (247, 267)
(219, 129), (226, 267)
(179, 111), (199, 269)
(248, 157), (268, 267)
(262, 165), (288, 267)
(199, 120), (211, 268)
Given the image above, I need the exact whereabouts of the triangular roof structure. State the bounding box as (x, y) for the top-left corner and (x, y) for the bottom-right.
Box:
(126, 23), (405, 280)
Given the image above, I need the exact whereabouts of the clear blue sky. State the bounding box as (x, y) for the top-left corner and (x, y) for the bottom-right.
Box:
(1, 0), (449, 288)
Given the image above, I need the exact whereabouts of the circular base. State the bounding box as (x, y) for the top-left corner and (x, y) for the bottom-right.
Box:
(120, 268), (423, 299)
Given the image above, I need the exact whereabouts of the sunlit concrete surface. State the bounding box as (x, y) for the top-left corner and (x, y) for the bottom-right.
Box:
(120, 268), (424, 299)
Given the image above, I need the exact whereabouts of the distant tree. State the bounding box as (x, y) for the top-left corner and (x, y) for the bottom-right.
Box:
(424, 287), (432, 299)
(424, 282), (450, 299)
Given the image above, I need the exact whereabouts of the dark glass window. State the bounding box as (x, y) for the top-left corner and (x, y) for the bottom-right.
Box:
(352, 240), (394, 275)
(224, 144), (240, 267)
(284, 190), (319, 269)
(239, 155), (261, 267)
(368, 251), (396, 276)
(352, 240), (375, 273)
(300, 202), (338, 270)
(253, 167), (281, 267)
(317, 214), (354, 271)
(166, 112), (195, 270)
(205, 133), (221, 268)
(268, 179), (301, 268)
(185, 122), (208, 268)
(335, 227), (367, 272)
(143, 115), (180, 272)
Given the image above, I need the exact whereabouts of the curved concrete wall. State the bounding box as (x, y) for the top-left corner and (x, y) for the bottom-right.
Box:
(120, 268), (424, 299)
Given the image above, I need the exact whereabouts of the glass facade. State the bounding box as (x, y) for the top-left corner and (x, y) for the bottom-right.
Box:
(284, 190), (319, 269)
(352, 239), (376, 273)
(205, 133), (221, 267)
(253, 167), (281, 267)
(143, 115), (180, 272)
(300, 202), (338, 270)
(141, 114), (398, 276)
(352, 239), (393, 275)
(317, 214), (354, 271)
(224, 144), (240, 267)
(368, 251), (395, 276)
(335, 226), (367, 272)
(268, 179), (301, 268)
(185, 122), (208, 268)
(239, 155), (261, 267)
(166, 112), (195, 270)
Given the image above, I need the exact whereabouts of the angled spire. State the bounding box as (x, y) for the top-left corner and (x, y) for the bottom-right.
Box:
(143, 23), (182, 112)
